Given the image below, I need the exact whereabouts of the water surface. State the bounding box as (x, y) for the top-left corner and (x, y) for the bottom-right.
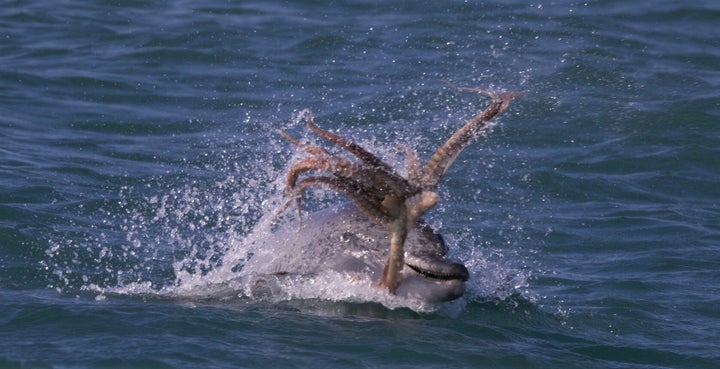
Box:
(1, 1), (719, 368)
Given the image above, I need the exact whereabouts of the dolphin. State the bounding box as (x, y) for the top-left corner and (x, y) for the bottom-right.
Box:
(241, 202), (469, 303)
(232, 87), (519, 304)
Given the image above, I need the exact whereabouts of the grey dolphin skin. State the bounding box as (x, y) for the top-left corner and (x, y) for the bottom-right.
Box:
(242, 203), (469, 303)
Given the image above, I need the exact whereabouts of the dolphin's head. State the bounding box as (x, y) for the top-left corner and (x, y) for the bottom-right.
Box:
(395, 222), (469, 302)
(245, 203), (470, 303)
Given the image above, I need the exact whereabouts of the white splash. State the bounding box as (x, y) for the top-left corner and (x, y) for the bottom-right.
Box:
(45, 112), (532, 313)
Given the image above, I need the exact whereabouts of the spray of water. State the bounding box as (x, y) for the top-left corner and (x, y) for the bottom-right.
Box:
(44, 103), (533, 313)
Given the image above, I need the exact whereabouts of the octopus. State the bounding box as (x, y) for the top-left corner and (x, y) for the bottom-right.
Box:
(277, 85), (522, 294)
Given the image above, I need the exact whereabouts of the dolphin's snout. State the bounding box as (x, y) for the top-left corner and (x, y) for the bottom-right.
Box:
(404, 255), (469, 282)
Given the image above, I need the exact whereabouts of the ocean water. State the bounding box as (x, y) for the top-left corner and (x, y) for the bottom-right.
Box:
(1, 0), (719, 368)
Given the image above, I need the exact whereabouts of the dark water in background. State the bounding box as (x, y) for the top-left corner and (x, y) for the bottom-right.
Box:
(1, 0), (719, 368)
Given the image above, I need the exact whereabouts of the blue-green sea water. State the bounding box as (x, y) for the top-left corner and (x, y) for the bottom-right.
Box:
(1, 1), (719, 368)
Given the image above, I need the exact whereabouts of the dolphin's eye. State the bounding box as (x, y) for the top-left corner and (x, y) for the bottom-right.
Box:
(339, 231), (354, 243)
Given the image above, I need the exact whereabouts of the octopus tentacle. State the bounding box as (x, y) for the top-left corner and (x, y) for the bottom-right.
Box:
(280, 130), (360, 194)
(306, 111), (394, 172)
(285, 156), (359, 196)
(282, 124), (414, 202)
(380, 195), (407, 294)
(420, 88), (523, 190)
(306, 113), (415, 196)
(395, 144), (421, 187)
(290, 176), (391, 224)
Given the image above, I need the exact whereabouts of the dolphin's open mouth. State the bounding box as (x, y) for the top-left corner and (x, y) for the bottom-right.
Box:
(404, 257), (469, 282)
